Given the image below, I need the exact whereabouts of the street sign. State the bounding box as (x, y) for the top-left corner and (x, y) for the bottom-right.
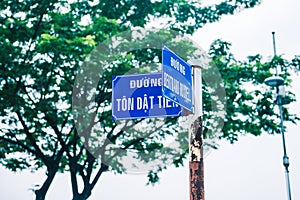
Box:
(162, 45), (193, 112)
(112, 73), (183, 120)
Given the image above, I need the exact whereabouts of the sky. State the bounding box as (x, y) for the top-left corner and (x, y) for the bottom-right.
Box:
(1, 0), (300, 199)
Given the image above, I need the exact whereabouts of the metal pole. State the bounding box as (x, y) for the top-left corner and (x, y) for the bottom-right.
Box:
(278, 96), (292, 200)
(272, 32), (279, 76)
(272, 32), (292, 200)
(189, 65), (204, 200)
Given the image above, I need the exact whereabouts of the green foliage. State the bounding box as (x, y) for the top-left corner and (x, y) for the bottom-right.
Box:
(207, 40), (299, 143)
(147, 169), (161, 185)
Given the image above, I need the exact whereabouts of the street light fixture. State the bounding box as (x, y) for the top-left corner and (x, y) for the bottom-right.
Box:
(264, 76), (284, 87)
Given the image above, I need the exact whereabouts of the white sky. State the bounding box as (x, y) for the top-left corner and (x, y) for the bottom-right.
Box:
(1, 0), (300, 199)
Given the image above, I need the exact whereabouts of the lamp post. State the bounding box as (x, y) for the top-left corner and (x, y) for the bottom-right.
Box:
(263, 32), (292, 200)
(264, 76), (292, 200)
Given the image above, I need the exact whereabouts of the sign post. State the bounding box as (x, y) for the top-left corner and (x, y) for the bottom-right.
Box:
(189, 65), (204, 200)
(111, 45), (204, 200)
(161, 45), (204, 199)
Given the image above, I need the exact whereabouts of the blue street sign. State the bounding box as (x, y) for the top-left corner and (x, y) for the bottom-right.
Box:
(112, 73), (183, 120)
(162, 45), (193, 112)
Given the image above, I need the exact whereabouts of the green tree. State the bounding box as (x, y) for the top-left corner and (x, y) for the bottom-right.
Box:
(207, 39), (299, 142)
(1, 0), (299, 200)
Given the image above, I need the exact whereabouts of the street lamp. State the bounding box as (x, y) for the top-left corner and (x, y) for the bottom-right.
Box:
(264, 32), (292, 200)
(264, 76), (292, 200)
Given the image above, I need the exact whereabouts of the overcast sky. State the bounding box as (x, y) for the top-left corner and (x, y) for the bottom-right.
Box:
(1, 0), (299, 199)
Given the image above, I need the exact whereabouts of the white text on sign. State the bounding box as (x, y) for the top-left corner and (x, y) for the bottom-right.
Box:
(170, 56), (185, 75)
(115, 95), (179, 112)
(163, 72), (191, 103)
(129, 77), (162, 88)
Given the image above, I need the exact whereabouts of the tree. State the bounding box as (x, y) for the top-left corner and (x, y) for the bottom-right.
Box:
(1, 0), (299, 199)
(207, 39), (299, 142)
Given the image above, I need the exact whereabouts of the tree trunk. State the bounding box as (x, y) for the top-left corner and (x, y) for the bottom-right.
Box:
(72, 192), (91, 200)
(71, 182), (93, 200)
(71, 164), (109, 200)
(35, 169), (57, 200)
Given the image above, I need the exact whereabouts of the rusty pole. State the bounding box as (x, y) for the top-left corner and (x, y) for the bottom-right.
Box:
(189, 65), (204, 200)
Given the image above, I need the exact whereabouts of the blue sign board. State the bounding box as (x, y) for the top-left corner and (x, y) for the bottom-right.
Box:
(162, 45), (193, 112)
(112, 73), (183, 120)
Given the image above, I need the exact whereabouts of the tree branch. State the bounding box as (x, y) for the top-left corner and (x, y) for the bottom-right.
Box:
(0, 135), (36, 155)
(16, 111), (49, 166)
(69, 157), (79, 197)
(43, 112), (73, 160)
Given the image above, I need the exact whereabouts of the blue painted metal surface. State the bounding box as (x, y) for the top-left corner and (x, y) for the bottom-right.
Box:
(112, 73), (183, 120)
(162, 45), (193, 112)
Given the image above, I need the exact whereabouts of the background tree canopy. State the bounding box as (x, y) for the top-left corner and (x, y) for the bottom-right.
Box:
(1, 0), (299, 199)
